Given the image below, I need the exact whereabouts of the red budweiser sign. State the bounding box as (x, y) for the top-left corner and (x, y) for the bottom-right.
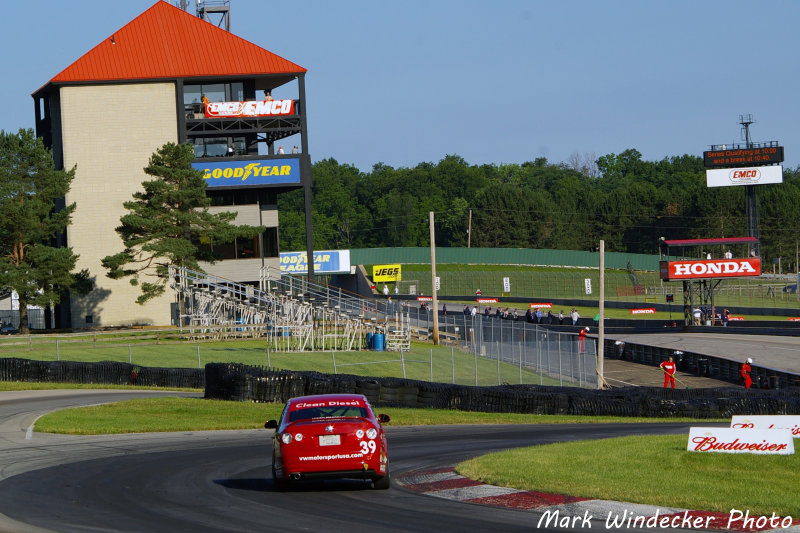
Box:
(660, 258), (761, 281)
(687, 427), (794, 454)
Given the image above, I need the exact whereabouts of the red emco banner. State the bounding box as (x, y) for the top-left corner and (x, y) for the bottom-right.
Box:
(205, 99), (295, 118)
(659, 258), (761, 281)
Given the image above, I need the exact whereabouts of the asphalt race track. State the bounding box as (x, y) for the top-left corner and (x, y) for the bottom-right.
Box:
(0, 390), (702, 533)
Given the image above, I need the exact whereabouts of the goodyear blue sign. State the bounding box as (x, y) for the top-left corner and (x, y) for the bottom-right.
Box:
(192, 158), (301, 188)
(280, 250), (351, 275)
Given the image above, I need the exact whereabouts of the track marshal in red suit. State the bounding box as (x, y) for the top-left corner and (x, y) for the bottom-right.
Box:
(660, 356), (676, 389)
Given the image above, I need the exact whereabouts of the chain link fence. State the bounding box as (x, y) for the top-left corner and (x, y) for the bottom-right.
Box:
(406, 308), (597, 388)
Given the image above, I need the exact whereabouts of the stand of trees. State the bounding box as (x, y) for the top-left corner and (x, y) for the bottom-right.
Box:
(279, 150), (800, 267)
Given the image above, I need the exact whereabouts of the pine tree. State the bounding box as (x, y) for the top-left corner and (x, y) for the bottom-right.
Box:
(0, 129), (91, 334)
(102, 142), (264, 305)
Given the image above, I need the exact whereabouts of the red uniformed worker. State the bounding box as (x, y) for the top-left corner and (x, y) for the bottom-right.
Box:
(578, 327), (589, 353)
(660, 356), (676, 389)
(741, 358), (753, 389)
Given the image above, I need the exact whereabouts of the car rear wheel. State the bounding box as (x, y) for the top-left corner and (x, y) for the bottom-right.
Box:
(373, 467), (390, 490)
(272, 464), (289, 491)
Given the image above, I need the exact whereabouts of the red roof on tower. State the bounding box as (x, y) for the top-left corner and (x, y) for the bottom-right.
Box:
(46, 0), (305, 85)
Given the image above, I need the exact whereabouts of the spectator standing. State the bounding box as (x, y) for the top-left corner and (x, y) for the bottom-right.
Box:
(571, 308), (579, 325)
(442, 303), (447, 316)
(278, 145), (285, 154)
(559, 310), (565, 325)
(692, 307), (702, 326)
(722, 309), (730, 327)
(292, 145), (299, 154)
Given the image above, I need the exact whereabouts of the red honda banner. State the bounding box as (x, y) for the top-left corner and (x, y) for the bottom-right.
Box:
(204, 99), (295, 118)
(477, 298), (498, 303)
(660, 258), (761, 281)
(630, 308), (656, 314)
(529, 303), (552, 309)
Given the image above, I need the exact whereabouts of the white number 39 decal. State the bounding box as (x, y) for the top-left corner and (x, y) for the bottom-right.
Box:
(359, 440), (377, 454)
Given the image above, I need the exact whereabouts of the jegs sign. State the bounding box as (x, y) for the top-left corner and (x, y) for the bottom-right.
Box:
(659, 258), (761, 281)
(373, 264), (401, 282)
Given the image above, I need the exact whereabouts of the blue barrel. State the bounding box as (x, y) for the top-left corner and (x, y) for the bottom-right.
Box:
(365, 332), (374, 349)
(373, 333), (385, 351)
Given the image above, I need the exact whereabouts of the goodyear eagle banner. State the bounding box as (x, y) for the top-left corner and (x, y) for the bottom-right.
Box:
(373, 264), (401, 282)
(192, 158), (301, 188)
(280, 250), (351, 275)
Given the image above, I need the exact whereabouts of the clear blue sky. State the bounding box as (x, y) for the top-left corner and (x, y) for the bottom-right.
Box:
(2, 0), (798, 172)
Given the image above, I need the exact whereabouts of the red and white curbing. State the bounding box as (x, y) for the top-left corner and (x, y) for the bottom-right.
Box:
(397, 467), (800, 532)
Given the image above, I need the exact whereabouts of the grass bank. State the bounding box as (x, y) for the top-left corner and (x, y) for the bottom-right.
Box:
(457, 434), (799, 516)
(32, 396), (719, 435)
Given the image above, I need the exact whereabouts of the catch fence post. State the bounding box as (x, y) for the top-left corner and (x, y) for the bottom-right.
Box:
(451, 346), (455, 384)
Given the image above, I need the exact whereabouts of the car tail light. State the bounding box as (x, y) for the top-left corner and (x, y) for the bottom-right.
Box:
(281, 433), (293, 444)
(366, 428), (378, 440)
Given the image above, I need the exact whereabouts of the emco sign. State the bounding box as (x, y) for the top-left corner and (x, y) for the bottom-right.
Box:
(706, 165), (783, 187)
(660, 258), (761, 281)
(192, 158), (301, 188)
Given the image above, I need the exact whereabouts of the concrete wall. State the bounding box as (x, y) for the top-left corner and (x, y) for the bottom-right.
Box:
(60, 83), (178, 327)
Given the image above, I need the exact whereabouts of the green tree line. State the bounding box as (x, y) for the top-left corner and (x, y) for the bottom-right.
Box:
(279, 150), (800, 268)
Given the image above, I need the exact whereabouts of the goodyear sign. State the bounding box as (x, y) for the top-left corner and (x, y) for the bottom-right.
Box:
(192, 158), (301, 188)
(279, 250), (350, 275)
(373, 264), (401, 282)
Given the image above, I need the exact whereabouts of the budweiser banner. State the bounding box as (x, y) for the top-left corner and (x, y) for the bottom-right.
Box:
(731, 415), (800, 438)
(660, 258), (761, 281)
(687, 427), (794, 454)
(204, 99), (295, 118)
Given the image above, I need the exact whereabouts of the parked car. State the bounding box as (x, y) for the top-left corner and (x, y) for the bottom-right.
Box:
(0, 324), (17, 335)
(783, 284), (797, 294)
(265, 393), (391, 489)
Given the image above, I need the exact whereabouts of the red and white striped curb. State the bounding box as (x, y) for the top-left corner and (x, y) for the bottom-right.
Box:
(396, 467), (800, 532)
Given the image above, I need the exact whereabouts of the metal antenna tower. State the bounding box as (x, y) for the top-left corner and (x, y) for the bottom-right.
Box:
(196, 0), (231, 31)
(739, 114), (759, 253)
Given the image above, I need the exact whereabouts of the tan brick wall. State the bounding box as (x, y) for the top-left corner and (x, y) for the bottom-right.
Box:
(60, 83), (177, 327)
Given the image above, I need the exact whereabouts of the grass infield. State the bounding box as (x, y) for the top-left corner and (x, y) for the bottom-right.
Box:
(457, 434), (800, 517)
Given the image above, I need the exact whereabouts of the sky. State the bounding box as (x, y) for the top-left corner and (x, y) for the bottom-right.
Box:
(2, 0), (799, 172)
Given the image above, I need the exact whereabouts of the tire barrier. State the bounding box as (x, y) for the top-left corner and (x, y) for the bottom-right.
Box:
(204, 362), (800, 418)
(0, 358), (204, 389)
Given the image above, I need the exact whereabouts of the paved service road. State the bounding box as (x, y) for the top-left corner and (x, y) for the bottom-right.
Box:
(606, 332), (800, 375)
(0, 391), (698, 533)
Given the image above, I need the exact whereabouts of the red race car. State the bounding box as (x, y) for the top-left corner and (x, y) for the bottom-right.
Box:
(265, 393), (391, 489)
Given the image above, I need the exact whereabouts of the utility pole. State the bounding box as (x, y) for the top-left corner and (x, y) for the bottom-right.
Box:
(467, 209), (472, 248)
(430, 212), (439, 345)
(740, 114), (760, 255)
(598, 240), (605, 389)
